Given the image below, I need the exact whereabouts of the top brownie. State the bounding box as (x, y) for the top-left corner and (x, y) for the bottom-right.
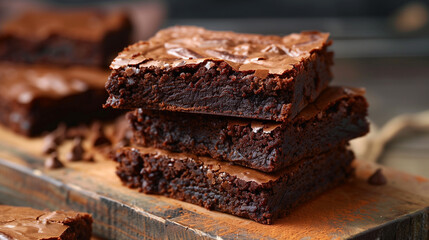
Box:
(105, 26), (333, 121)
(0, 10), (132, 67)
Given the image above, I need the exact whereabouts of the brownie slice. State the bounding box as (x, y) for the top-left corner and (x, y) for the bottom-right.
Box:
(0, 205), (92, 240)
(0, 10), (132, 67)
(0, 63), (117, 136)
(105, 26), (333, 121)
(114, 146), (354, 224)
(128, 86), (368, 172)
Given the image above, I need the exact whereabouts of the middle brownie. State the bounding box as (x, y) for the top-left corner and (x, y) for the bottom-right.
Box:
(128, 86), (368, 172)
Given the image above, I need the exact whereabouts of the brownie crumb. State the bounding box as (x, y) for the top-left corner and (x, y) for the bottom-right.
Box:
(67, 138), (85, 162)
(368, 168), (387, 185)
(45, 152), (64, 169)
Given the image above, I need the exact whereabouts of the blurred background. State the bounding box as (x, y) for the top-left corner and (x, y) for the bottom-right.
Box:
(1, 0), (428, 177)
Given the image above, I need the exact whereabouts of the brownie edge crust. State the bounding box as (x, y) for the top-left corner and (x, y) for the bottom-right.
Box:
(114, 146), (354, 224)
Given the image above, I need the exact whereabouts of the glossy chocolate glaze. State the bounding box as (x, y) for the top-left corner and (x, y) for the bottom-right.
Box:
(110, 26), (330, 75)
(1, 10), (128, 41)
(0, 63), (108, 105)
(227, 86), (365, 133)
(0, 205), (85, 240)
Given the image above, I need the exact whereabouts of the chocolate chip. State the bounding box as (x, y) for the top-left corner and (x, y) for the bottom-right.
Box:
(93, 133), (111, 146)
(368, 168), (387, 186)
(45, 153), (64, 169)
(66, 138), (84, 162)
(42, 124), (67, 154)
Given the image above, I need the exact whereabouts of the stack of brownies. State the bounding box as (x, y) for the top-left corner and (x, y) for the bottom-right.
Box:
(106, 26), (369, 224)
(0, 10), (131, 136)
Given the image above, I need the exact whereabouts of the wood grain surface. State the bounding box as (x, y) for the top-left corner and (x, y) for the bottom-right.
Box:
(0, 125), (428, 240)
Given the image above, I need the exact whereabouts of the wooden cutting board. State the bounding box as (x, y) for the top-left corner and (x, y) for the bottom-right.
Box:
(0, 126), (428, 240)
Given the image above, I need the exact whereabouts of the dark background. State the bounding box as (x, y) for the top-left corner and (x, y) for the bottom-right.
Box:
(1, 0), (428, 176)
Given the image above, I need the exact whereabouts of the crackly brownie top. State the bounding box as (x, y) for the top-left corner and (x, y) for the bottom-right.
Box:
(111, 26), (330, 75)
(0, 205), (90, 240)
(1, 10), (128, 41)
(0, 63), (108, 105)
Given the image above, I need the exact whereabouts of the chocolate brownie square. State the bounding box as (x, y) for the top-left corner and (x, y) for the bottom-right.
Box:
(0, 205), (92, 240)
(128, 86), (368, 172)
(0, 10), (132, 67)
(105, 26), (333, 121)
(0, 63), (115, 136)
(114, 145), (354, 224)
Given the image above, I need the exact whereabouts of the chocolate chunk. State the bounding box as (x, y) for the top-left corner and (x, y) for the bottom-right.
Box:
(52, 123), (67, 142)
(42, 124), (67, 154)
(67, 138), (85, 162)
(93, 132), (111, 146)
(91, 122), (111, 146)
(42, 135), (58, 154)
(44, 152), (64, 169)
(368, 168), (387, 186)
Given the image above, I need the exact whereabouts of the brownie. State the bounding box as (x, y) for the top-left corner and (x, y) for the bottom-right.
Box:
(105, 26), (333, 121)
(0, 205), (92, 240)
(0, 10), (132, 67)
(114, 145), (354, 224)
(127, 86), (368, 172)
(0, 63), (116, 136)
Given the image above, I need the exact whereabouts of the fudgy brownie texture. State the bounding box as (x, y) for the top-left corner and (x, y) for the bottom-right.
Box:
(128, 86), (368, 172)
(0, 205), (92, 240)
(105, 26), (333, 121)
(0, 10), (131, 67)
(114, 146), (354, 224)
(0, 63), (117, 136)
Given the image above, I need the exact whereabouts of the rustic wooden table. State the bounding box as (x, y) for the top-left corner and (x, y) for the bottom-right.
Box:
(0, 126), (428, 239)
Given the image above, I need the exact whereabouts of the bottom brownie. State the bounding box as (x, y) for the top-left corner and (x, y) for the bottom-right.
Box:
(114, 146), (354, 224)
(0, 205), (92, 240)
